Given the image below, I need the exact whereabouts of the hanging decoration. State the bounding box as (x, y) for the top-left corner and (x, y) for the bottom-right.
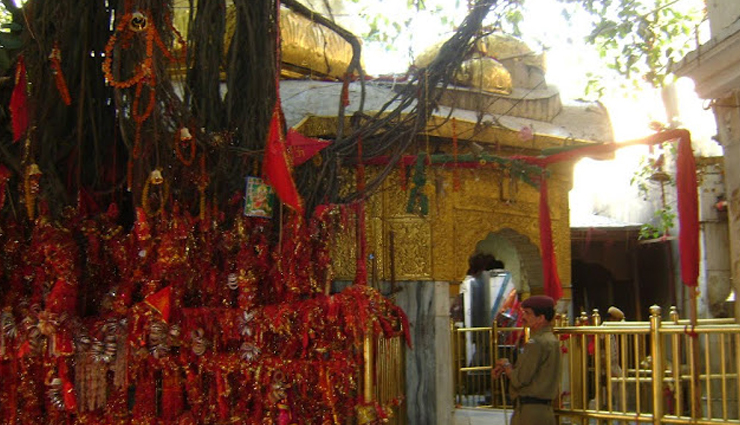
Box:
(174, 127), (196, 166)
(262, 0), (304, 215)
(452, 118), (461, 192)
(286, 129), (331, 166)
(244, 176), (274, 218)
(355, 137), (367, 285)
(406, 155), (429, 215)
(49, 42), (72, 106)
(9, 55), (28, 142)
(24, 163), (42, 220)
(141, 169), (169, 217)
(537, 173), (563, 301)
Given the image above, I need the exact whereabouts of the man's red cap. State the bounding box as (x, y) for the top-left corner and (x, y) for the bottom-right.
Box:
(521, 295), (555, 310)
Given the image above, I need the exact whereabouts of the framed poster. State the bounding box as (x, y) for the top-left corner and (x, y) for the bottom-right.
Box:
(244, 176), (274, 218)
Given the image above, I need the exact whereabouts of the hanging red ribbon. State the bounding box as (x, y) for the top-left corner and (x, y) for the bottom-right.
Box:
(512, 129), (698, 292)
(49, 42), (72, 106)
(263, 0), (304, 215)
(286, 129), (330, 166)
(263, 103), (305, 214)
(355, 137), (367, 285)
(341, 72), (351, 107)
(452, 118), (460, 192)
(676, 136), (699, 287)
(10, 56), (29, 142)
(538, 175), (563, 301)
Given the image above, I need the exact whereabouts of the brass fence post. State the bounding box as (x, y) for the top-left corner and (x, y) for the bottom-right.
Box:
(650, 305), (663, 425)
(357, 327), (377, 424)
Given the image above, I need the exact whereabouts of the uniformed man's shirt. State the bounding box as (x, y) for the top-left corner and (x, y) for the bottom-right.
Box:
(509, 324), (561, 401)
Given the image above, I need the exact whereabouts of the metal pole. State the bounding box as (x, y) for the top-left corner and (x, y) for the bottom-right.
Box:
(649, 305), (663, 425)
(689, 286), (702, 419)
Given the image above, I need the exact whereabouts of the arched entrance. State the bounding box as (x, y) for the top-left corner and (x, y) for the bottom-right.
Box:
(472, 228), (543, 297)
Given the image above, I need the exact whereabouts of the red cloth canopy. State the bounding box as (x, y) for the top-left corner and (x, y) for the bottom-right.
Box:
(515, 129), (698, 294)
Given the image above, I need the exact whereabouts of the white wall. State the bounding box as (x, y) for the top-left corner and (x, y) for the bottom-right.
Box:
(706, 0), (740, 36)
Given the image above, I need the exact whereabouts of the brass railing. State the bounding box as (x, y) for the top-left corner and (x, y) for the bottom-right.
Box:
(452, 305), (740, 424)
(368, 333), (407, 425)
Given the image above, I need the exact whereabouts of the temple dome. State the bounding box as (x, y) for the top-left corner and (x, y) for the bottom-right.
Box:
(455, 55), (513, 94)
(173, 1), (357, 80)
(415, 33), (546, 91)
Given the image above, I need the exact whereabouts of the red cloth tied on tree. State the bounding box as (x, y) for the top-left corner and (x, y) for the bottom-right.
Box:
(10, 56), (28, 142)
(286, 129), (330, 166)
(144, 285), (173, 323)
(263, 102), (304, 215)
(0, 165), (11, 210)
(58, 358), (77, 411)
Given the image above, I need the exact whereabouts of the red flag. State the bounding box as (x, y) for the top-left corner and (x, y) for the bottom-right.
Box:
(263, 102), (304, 214)
(286, 129), (330, 166)
(144, 285), (173, 322)
(9, 56), (28, 142)
(538, 176), (563, 301)
(676, 137), (699, 287)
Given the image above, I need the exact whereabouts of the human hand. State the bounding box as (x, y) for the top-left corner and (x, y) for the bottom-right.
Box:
(492, 358), (511, 378)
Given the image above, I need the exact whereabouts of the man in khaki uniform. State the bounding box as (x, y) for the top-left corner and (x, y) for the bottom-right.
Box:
(493, 295), (561, 425)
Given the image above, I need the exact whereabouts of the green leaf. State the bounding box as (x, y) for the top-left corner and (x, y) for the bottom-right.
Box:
(1, 22), (21, 31)
(0, 31), (21, 49)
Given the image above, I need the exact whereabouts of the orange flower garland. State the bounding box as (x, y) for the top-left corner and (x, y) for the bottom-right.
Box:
(102, 10), (186, 160)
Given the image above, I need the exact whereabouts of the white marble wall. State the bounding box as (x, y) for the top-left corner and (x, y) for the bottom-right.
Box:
(394, 281), (453, 425)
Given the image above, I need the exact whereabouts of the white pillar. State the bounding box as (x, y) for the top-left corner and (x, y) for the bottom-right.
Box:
(713, 93), (740, 320)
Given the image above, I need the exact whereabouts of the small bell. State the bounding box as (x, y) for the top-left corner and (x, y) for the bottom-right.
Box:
(150, 169), (164, 185)
(179, 127), (192, 141)
(129, 11), (148, 32)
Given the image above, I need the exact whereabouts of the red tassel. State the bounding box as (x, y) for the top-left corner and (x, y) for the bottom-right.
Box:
(216, 371), (230, 420)
(354, 201), (367, 286)
(452, 118), (461, 192)
(132, 367), (157, 421)
(58, 358), (77, 411)
(341, 73), (350, 107)
(10, 56), (29, 142)
(357, 136), (365, 192)
(277, 403), (292, 425)
(50, 43), (72, 106)
(161, 367), (184, 421)
(0, 165), (12, 210)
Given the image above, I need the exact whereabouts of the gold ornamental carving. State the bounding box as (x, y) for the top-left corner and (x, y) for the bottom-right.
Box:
(386, 219), (432, 280)
(331, 165), (572, 293)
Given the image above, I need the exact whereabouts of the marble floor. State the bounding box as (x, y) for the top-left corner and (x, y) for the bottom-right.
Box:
(453, 408), (511, 425)
(452, 409), (639, 425)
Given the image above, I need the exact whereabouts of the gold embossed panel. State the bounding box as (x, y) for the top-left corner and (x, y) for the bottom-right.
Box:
(385, 219), (432, 280)
(331, 164), (572, 299)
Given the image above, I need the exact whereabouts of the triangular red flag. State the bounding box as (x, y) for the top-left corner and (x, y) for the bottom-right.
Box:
(286, 129), (330, 166)
(9, 56), (28, 142)
(144, 285), (173, 322)
(263, 102), (304, 214)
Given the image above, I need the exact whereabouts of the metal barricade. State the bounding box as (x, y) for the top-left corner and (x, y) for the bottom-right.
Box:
(375, 334), (407, 425)
(452, 305), (740, 425)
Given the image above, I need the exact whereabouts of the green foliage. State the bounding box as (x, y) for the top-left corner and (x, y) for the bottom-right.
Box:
(0, 2), (21, 73)
(629, 141), (677, 240)
(556, 0), (705, 90)
(639, 205), (676, 240)
(346, 0), (703, 96)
